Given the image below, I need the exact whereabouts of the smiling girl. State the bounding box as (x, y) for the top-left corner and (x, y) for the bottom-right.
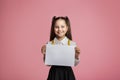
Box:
(41, 16), (80, 80)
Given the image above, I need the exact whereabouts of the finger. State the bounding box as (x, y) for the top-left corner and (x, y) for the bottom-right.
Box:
(43, 48), (46, 54)
(41, 48), (43, 53)
(41, 46), (44, 52)
(43, 51), (45, 54)
(76, 50), (80, 54)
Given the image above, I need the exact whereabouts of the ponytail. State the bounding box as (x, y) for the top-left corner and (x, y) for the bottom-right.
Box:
(50, 16), (56, 41)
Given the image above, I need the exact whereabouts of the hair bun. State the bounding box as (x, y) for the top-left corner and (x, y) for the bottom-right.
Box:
(65, 16), (69, 20)
(52, 16), (56, 20)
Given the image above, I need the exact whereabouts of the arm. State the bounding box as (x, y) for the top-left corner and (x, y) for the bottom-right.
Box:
(74, 46), (80, 66)
(41, 45), (46, 61)
(41, 44), (51, 67)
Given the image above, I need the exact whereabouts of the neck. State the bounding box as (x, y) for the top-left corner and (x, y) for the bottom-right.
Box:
(56, 36), (65, 41)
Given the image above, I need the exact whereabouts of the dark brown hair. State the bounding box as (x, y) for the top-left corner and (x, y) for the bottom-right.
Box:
(50, 16), (72, 41)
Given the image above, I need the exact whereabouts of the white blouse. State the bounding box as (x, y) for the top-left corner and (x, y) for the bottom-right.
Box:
(47, 36), (80, 66)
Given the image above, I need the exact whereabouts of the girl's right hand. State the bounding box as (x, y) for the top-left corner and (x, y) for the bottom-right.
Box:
(41, 45), (46, 54)
(75, 46), (80, 59)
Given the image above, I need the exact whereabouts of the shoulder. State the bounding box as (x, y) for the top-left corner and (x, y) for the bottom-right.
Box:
(46, 41), (53, 44)
(69, 40), (77, 46)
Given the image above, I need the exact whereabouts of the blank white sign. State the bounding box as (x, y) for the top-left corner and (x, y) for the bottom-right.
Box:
(45, 44), (75, 66)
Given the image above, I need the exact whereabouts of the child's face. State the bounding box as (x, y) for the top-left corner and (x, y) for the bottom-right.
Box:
(54, 19), (68, 38)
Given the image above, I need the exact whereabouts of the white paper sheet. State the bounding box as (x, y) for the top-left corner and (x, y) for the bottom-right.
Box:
(45, 44), (75, 66)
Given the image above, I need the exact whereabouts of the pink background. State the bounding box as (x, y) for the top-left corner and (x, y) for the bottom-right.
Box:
(0, 0), (120, 80)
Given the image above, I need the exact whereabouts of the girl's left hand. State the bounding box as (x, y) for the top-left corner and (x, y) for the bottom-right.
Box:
(75, 46), (80, 59)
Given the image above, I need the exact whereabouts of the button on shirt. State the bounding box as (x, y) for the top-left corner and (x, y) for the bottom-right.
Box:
(47, 36), (80, 66)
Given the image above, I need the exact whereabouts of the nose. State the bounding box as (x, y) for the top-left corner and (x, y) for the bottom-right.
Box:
(58, 27), (62, 31)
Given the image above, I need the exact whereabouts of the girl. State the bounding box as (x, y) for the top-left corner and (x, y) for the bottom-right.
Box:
(41, 16), (80, 80)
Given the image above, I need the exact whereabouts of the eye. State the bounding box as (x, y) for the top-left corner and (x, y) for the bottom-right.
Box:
(55, 26), (59, 28)
(61, 26), (64, 28)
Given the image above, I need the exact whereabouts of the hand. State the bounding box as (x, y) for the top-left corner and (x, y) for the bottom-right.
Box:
(41, 45), (46, 54)
(75, 46), (80, 59)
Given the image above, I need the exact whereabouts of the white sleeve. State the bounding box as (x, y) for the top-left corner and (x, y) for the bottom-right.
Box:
(46, 41), (52, 44)
(71, 41), (80, 66)
(74, 58), (80, 66)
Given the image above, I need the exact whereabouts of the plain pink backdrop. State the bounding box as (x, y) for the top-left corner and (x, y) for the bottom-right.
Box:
(0, 0), (120, 80)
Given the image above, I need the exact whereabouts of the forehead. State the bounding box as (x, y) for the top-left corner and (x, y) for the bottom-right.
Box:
(55, 19), (66, 25)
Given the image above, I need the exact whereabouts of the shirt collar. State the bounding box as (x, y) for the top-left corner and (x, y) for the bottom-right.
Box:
(54, 36), (68, 45)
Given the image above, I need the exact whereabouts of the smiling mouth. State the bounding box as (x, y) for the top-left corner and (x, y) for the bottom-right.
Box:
(57, 32), (62, 34)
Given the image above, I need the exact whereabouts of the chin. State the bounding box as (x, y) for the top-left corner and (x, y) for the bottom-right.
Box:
(57, 36), (62, 38)
(57, 35), (65, 38)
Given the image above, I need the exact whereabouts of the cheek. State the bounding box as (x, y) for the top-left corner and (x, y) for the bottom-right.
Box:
(54, 28), (58, 32)
(64, 27), (68, 32)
